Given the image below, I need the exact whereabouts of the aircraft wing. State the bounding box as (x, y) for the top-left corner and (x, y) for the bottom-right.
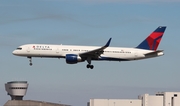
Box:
(79, 38), (112, 58)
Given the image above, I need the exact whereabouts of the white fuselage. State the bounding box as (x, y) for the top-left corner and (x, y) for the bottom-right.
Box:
(12, 26), (166, 69)
(12, 44), (164, 61)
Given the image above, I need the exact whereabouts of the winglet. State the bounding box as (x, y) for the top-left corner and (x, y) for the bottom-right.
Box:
(79, 38), (112, 57)
(105, 38), (112, 47)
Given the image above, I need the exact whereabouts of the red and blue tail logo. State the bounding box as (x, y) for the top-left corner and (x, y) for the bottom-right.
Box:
(136, 26), (166, 51)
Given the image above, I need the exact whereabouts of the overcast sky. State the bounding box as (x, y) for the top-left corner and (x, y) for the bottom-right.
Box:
(0, 0), (180, 106)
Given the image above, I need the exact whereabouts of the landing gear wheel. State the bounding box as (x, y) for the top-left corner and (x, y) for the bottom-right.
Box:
(90, 65), (94, 69)
(87, 64), (90, 68)
(86, 57), (94, 69)
(86, 64), (94, 69)
(29, 63), (33, 66)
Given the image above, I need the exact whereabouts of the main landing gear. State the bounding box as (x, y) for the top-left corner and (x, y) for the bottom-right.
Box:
(86, 64), (94, 69)
(28, 57), (33, 66)
(86, 57), (94, 69)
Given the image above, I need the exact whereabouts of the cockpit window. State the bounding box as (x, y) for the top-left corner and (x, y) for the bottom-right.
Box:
(16, 48), (22, 50)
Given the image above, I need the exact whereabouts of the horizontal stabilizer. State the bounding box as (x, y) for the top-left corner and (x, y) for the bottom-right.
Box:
(144, 50), (163, 56)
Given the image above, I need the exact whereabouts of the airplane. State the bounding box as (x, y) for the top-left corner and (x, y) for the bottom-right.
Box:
(13, 26), (166, 69)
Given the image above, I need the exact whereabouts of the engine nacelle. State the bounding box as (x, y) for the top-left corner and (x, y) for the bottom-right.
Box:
(65, 54), (83, 64)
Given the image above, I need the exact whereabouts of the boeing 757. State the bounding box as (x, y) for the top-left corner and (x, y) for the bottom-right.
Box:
(13, 26), (166, 69)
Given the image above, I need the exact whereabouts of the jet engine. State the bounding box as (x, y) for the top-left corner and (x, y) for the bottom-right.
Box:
(65, 54), (83, 64)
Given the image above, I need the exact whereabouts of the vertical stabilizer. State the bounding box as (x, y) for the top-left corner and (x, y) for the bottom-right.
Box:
(136, 26), (166, 51)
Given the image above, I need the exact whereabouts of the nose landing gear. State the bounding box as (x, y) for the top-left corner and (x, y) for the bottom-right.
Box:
(28, 57), (33, 66)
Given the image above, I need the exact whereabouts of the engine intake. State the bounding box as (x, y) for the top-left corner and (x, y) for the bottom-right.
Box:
(65, 54), (83, 64)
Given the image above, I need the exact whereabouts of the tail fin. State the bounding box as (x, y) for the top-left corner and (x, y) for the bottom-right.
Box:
(136, 26), (166, 51)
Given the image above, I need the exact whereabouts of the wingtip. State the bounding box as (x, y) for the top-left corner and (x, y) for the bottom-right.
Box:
(105, 38), (112, 47)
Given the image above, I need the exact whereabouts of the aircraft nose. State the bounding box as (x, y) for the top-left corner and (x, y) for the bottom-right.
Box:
(12, 50), (18, 55)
